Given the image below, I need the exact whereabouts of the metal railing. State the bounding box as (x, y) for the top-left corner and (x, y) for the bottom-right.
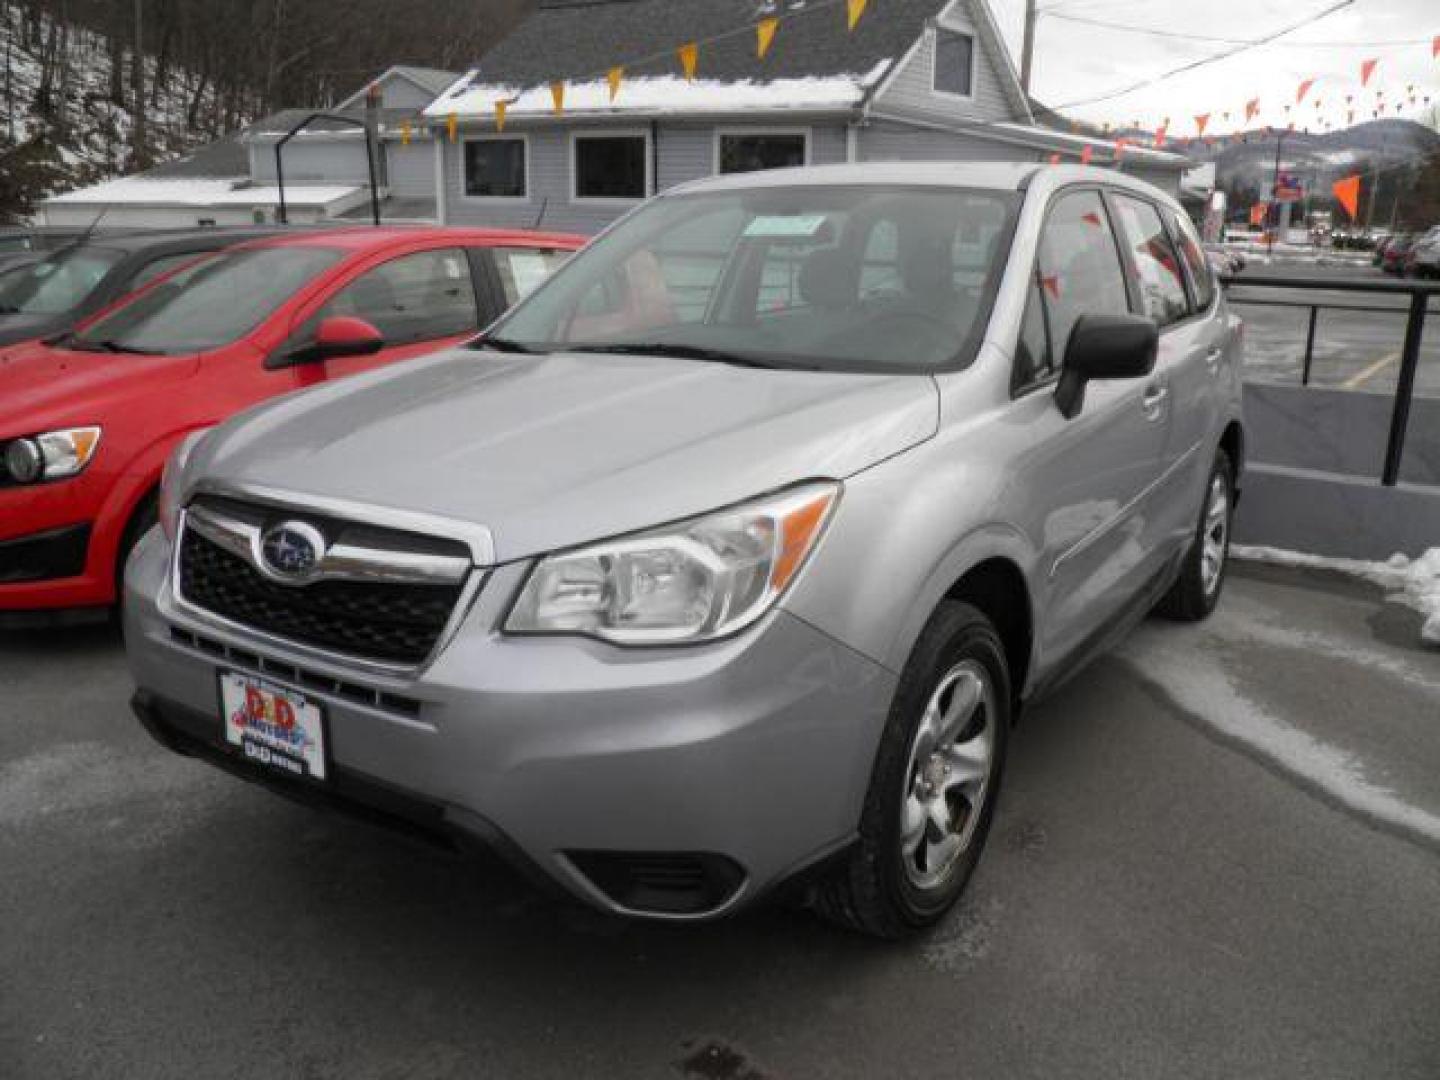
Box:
(1220, 273), (1440, 486)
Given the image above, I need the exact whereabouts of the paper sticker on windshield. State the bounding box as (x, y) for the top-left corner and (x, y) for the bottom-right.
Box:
(744, 214), (830, 240)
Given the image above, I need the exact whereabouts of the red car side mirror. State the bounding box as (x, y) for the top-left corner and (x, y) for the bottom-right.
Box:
(312, 316), (384, 360)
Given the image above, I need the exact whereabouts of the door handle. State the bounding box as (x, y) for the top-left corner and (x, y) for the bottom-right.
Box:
(1141, 383), (1169, 420)
(1204, 346), (1224, 373)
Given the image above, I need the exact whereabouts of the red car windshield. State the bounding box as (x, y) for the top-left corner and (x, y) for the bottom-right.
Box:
(70, 246), (343, 356)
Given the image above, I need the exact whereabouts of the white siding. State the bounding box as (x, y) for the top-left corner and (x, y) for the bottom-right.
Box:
(251, 140), (372, 185)
(443, 121), (852, 235)
(386, 140), (434, 196)
(873, 0), (1020, 126)
(859, 120), (1040, 163)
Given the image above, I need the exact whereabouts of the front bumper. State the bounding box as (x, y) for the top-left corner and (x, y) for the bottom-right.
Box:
(124, 526), (896, 920)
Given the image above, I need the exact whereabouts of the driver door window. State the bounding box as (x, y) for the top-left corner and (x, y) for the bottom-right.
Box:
(319, 248), (478, 346)
(1016, 190), (1130, 390)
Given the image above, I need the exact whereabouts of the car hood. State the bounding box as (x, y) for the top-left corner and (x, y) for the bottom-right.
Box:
(192, 349), (939, 563)
(0, 341), (199, 434)
(0, 311), (66, 348)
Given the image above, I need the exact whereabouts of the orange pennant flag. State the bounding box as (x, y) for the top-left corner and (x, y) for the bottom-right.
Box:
(1245, 98), (1260, 123)
(1195, 113), (1210, 137)
(1433, 35), (1440, 58)
(607, 67), (624, 102)
(1296, 78), (1316, 105)
(550, 81), (565, 114)
(1080, 145), (1093, 164)
(1153, 123), (1168, 148)
(757, 17), (779, 59)
(678, 42), (699, 80)
(1332, 175), (1361, 220)
(446, 112), (457, 143)
(1360, 58), (1379, 87)
(495, 100), (507, 132)
(847, 0), (868, 31)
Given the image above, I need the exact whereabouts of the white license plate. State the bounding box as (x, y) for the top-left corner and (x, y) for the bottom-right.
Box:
(219, 671), (327, 782)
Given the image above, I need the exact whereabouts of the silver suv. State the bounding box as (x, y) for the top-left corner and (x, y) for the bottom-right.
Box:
(126, 164), (1243, 937)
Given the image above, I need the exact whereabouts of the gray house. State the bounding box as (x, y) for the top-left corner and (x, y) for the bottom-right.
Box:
(423, 0), (1187, 234)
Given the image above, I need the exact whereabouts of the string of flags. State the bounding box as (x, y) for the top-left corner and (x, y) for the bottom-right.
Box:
(441, 0), (872, 140)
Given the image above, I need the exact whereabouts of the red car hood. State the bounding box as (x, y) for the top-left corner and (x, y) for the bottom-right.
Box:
(0, 340), (199, 436)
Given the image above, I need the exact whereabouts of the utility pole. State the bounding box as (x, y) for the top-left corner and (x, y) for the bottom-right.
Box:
(1266, 129), (1286, 255)
(1020, 0), (1037, 96)
(130, 0), (147, 171)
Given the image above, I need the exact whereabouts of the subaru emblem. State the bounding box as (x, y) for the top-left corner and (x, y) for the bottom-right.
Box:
(258, 521), (326, 582)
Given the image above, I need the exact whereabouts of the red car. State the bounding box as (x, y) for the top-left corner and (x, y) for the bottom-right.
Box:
(0, 226), (582, 620)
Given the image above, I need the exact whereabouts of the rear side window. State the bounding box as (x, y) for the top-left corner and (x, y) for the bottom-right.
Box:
(1111, 194), (1190, 327)
(490, 247), (572, 306)
(129, 251), (207, 292)
(321, 248), (478, 344)
(1017, 189), (1130, 387)
(1167, 210), (1215, 311)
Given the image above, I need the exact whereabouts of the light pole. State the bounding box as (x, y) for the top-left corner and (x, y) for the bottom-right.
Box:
(1266, 128), (1287, 255)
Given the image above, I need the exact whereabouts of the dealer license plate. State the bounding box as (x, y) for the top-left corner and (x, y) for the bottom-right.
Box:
(219, 671), (328, 782)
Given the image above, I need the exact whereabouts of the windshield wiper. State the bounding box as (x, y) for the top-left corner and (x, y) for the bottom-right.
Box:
(474, 335), (547, 354)
(69, 338), (167, 356)
(566, 342), (789, 369)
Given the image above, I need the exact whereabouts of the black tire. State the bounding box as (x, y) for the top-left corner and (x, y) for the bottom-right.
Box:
(812, 600), (1011, 939)
(1154, 449), (1233, 622)
(114, 492), (158, 602)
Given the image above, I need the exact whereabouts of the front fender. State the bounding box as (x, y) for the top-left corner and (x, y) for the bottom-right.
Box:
(781, 440), (1041, 685)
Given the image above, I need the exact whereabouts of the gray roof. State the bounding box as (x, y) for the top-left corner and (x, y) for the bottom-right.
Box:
(458, 0), (953, 89)
(243, 107), (421, 140)
(144, 134), (248, 179)
(389, 65), (461, 97)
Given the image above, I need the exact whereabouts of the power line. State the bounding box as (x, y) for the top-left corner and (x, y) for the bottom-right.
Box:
(1046, 11), (1430, 49)
(1052, 0), (1356, 109)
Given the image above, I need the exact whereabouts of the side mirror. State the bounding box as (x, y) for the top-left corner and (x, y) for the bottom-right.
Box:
(311, 315), (384, 360)
(267, 316), (384, 370)
(1054, 313), (1158, 420)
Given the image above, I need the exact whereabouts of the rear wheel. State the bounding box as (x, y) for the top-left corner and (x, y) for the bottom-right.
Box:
(812, 601), (1010, 938)
(1155, 449), (1233, 622)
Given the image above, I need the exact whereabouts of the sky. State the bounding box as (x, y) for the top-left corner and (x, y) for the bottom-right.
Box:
(987, 0), (1440, 135)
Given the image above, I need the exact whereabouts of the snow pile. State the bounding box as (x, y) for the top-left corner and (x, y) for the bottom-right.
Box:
(427, 64), (891, 120)
(1233, 545), (1440, 646)
(47, 177), (360, 208)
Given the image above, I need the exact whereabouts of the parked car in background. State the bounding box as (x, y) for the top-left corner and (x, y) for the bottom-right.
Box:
(1, 226), (581, 620)
(1372, 234), (1397, 266)
(1402, 227), (1440, 278)
(127, 163), (1244, 937)
(0, 229), (280, 349)
(1380, 233), (1416, 273)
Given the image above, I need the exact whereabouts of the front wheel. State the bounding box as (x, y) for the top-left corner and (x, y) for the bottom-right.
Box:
(1155, 449), (1233, 622)
(812, 601), (1010, 938)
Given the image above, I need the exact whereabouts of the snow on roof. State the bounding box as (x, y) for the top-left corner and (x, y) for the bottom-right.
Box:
(425, 64), (889, 121)
(45, 177), (362, 208)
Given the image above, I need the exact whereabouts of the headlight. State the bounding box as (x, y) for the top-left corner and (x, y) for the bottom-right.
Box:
(505, 482), (840, 645)
(2, 426), (101, 483)
(159, 429), (209, 540)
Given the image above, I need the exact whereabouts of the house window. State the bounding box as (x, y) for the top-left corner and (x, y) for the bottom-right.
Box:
(717, 132), (808, 175)
(464, 138), (527, 198)
(933, 29), (975, 97)
(574, 134), (648, 200)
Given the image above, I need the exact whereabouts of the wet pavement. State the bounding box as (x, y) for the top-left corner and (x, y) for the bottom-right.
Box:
(2, 563), (1437, 1080)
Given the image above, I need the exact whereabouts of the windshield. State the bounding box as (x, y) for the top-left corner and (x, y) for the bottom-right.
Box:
(71, 246), (344, 355)
(487, 185), (1018, 373)
(0, 245), (124, 316)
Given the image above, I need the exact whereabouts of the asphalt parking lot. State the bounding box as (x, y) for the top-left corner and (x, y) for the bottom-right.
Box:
(1229, 263), (1440, 398)
(2, 562), (1438, 1080)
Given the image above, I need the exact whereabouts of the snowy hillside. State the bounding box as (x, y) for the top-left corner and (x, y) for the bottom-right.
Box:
(0, 2), (238, 215)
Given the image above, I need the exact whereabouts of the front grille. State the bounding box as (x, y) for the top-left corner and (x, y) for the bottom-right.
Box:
(178, 527), (465, 665)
